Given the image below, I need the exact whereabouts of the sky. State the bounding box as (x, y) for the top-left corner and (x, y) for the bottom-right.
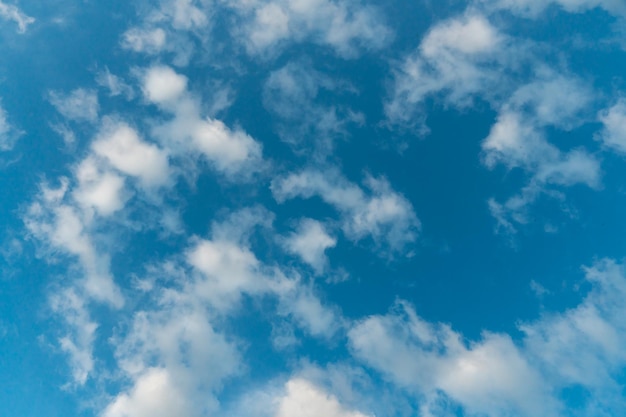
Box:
(1, 0), (626, 416)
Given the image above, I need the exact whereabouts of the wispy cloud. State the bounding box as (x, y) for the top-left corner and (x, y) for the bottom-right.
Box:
(0, 0), (34, 33)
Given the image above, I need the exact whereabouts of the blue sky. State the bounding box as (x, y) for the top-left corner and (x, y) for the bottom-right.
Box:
(2, 0), (626, 416)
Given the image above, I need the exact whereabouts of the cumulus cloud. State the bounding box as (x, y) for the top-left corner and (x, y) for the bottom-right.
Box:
(348, 259), (626, 416)
(272, 168), (420, 254)
(282, 218), (336, 274)
(103, 368), (194, 417)
(275, 378), (372, 417)
(48, 89), (99, 123)
(598, 99), (626, 154)
(143, 65), (264, 178)
(229, 0), (392, 57)
(385, 14), (506, 127)
(92, 121), (171, 188)
(142, 65), (188, 104)
(0, 1), (34, 33)
(73, 157), (127, 216)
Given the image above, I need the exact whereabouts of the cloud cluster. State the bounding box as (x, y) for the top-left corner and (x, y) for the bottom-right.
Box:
(229, 0), (392, 57)
(349, 259), (626, 416)
(272, 168), (420, 254)
(144, 65), (264, 178)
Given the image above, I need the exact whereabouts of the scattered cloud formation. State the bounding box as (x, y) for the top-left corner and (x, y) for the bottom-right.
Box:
(7, 1), (626, 417)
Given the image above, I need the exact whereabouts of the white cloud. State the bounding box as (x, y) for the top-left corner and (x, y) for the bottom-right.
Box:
(103, 368), (193, 417)
(122, 27), (167, 54)
(143, 66), (188, 104)
(164, 0), (209, 30)
(24, 185), (124, 308)
(103, 208), (344, 416)
(230, 0), (392, 57)
(481, 74), (600, 233)
(275, 378), (372, 417)
(348, 259), (626, 416)
(421, 14), (501, 56)
(187, 239), (268, 310)
(144, 65), (264, 178)
(278, 284), (340, 338)
(73, 157), (127, 216)
(598, 100), (626, 154)
(522, 260), (626, 392)
(385, 13), (506, 126)
(0, 101), (22, 151)
(282, 218), (336, 274)
(483, 112), (600, 188)
(348, 301), (559, 417)
(92, 121), (171, 188)
(49, 89), (99, 122)
(272, 169), (420, 253)
(482, 0), (626, 17)
(0, 1), (34, 33)
(508, 74), (594, 129)
(49, 288), (98, 386)
(96, 68), (134, 99)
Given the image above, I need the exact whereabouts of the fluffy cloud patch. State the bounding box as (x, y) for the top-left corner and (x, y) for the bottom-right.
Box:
(103, 368), (193, 417)
(275, 378), (372, 417)
(144, 65), (264, 178)
(272, 169), (419, 254)
(143, 66), (188, 104)
(386, 13), (506, 126)
(282, 218), (336, 274)
(92, 121), (171, 187)
(73, 157), (127, 216)
(230, 0), (392, 57)
(122, 27), (167, 54)
(598, 100), (626, 154)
